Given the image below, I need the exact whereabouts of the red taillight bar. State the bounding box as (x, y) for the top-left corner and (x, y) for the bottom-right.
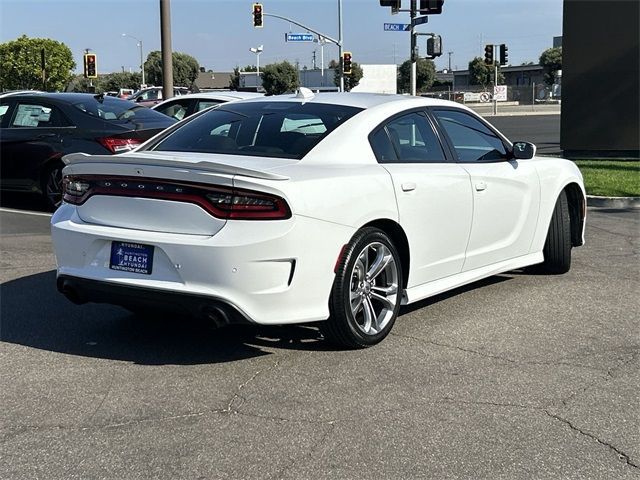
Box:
(63, 175), (291, 220)
(97, 137), (143, 154)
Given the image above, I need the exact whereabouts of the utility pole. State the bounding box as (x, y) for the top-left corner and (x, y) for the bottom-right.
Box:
(410, 0), (417, 96)
(160, 0), (173, 100)
(447, 51), (453, 71)
(338, 0), (344, 92)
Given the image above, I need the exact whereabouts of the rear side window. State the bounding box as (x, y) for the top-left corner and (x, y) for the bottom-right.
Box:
(370, 128), (398, 163)
(150, 102), (363, 160)
(196, 99), (223, 112)
(11, 103), (67, 128)
(0, 104), (10, 125)
(382, 112), (446, 163)
(73, 96), (169, 123)
(155, 99), (193, 121)
(433, 109), (507, 162)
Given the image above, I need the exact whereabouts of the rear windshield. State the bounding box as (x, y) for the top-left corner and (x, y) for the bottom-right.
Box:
(72, 96), (166, 123)
(149, 101), (363, 159)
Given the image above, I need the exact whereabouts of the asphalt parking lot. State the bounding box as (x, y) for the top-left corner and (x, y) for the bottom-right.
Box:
(1, 203), (638, 479)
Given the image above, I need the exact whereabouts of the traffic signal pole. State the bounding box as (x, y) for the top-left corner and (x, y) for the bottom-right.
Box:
(494, 61), (498, 115)
(160, 0), (174, 101)
(257, 8), (345, 91)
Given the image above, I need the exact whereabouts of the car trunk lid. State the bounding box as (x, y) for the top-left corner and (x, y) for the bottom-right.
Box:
(61, 152), (293, 235)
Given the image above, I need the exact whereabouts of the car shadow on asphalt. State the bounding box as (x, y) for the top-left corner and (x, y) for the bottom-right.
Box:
(0, 270), (339, 365)
(398, 275), (512, 316)
(0, 191), (51, 213)
(1, 270), (513, 364)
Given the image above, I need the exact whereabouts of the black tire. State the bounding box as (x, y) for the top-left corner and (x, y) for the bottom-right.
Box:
(539, 190), (572, 274)
(321, 228), (403, 349)
(41, 161), (64, 211)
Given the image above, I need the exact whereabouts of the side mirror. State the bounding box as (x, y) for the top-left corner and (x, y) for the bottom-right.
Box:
(511, 141), (536, 160)
(136, 96), (145, 103)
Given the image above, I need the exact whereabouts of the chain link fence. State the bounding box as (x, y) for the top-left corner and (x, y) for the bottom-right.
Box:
(422, 84), (560, 106)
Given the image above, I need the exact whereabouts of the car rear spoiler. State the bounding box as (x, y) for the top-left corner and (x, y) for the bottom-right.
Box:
(62, 152), (290, 181)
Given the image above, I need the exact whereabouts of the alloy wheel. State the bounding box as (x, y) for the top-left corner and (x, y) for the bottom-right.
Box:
(349, 241), (399, 336)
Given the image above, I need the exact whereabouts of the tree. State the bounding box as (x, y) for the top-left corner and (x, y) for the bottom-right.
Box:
(229, 65), (257, 90)
(101, 72), (142, 92)
(397, 58), (436, 93)
(261, 61), (299, 95)
(0, 35), (75, 91)
(144, 51), (200, 87)
(539, 47), (562, 85)
(328, 59), (339, 69)
(333, 59), (363, 91)
(468, 57), (504, 88)
(66, 74), (104, 93)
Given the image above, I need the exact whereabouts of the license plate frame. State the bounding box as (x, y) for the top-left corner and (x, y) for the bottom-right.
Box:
(109, 241), (154, 275)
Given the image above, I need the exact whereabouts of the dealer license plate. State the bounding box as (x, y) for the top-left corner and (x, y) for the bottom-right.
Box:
(109, 241), (154, 275)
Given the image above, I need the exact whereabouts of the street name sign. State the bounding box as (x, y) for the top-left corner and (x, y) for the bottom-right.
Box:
(384, 23), (410, 32)
(285, 33), (314, 42)
(412, 16), (429, 27)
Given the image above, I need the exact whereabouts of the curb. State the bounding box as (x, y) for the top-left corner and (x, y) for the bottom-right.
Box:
(587, 196), (640, 209)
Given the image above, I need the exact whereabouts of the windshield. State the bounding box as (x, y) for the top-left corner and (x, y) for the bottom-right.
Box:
(72, 96), (167, 123)
(149, 101), (363, 159)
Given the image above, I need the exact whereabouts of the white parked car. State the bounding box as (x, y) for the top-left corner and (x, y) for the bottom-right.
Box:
(151, 91), (263, 121)
(52, 91), (586, 348)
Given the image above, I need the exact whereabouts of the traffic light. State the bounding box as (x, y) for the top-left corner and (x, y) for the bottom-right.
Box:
(484, 45), (494, 65)
(342, 51), (352, 75)
(499, 44), (508, 65)
(252, 3), (263, 28)
(419, 0), (444, 14)
(84, 53), (97, 79)
(379, 0), (401, 10)
(427, 35), (442, 58)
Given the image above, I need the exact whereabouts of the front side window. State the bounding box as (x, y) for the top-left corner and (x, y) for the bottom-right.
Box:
(383, 112), (446, 163)
(11, 103), (66, 128)
(433, 109), (507, 162)
(150, 102), (363, 160)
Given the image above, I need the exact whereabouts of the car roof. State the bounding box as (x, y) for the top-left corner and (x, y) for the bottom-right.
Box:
(236, 91), (465, 111)
(151, 91), (263, 107)
(0, 92), (130, 103)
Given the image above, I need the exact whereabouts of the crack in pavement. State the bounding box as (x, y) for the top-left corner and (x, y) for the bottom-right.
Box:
(545, 410), (639, 470)
(438, 397), (540, 411)
(390, 332), (611, 374)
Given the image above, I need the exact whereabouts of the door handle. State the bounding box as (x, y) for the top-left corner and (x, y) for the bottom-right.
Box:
(36, 133), (57, 139)
(475, 181), (487, 192)
(401, 182), (416, 192)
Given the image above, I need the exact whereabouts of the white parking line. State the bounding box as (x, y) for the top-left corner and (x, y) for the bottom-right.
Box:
(0, 207), (52, 217)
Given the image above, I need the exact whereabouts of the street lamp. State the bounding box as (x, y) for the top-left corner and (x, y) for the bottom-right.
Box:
(121, 33), (145, 87)
(249, 45), (263, 86)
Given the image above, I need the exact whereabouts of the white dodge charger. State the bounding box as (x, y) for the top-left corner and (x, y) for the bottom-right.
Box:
(52, 91), (586, 348)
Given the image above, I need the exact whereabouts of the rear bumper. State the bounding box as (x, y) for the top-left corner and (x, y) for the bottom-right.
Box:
(57, 274), (252, 327)
(51, 203), (355, 325)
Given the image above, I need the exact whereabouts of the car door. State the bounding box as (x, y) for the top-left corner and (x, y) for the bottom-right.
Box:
(431, 108), (540, 271)
(0, 100), (73, 191)
(371, 110), (473, 288)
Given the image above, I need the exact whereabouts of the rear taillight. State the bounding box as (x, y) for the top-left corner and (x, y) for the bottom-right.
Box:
(97, 137), (142, 154)
(62, 175), (291, 220)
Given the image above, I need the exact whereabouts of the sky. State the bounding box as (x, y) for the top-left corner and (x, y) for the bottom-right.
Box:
(0, 0), (563, 74)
